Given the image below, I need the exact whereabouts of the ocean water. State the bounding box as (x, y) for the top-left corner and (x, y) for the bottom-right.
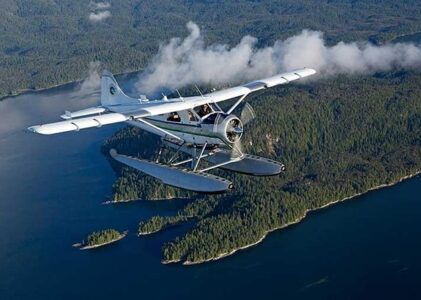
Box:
(0, 78), (420, 300)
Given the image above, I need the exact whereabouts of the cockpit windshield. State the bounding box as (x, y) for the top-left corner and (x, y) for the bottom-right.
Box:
(195, 103), (223, 119)
(201, 112), (225, 124)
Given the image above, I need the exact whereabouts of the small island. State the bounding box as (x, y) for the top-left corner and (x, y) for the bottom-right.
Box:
(138, 215), (189, 236)
(73, 229), (128, 250)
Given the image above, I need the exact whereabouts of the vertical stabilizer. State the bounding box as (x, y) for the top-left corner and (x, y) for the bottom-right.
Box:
(101, 70), (138, 107)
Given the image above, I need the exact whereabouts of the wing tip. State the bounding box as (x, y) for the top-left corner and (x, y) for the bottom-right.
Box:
(307, 67), (317, 75)
(299, 67), (317, 76)
(27, 125), (59, 135)
(27, 125), (43, 134)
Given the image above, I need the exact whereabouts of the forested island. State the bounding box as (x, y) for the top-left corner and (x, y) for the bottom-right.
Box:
(74, 229), (127, 250)
(2, 0), (421, 264)
(104, 73), (421, 264)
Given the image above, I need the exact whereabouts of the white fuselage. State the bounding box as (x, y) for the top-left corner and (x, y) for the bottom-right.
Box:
(128, 107), (242, 147)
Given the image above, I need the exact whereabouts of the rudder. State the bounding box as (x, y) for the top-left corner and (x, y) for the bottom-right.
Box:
(101, 70), (138, 107)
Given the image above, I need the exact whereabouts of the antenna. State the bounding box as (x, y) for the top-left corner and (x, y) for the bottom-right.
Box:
(175, 89), (184, 101)
(195, 85), (204, 98)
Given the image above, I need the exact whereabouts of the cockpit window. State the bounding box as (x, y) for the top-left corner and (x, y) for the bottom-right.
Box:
(195, 104), (212, 117)
(167, 112), (181, 122)
(208, 102), (222, 112)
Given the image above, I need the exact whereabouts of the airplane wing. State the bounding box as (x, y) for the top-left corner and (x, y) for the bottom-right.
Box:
(28, 113), (128, 135)
(129, 68), (316, 118)
(29, 68), (315, 135)
(207, 67), (316, 101)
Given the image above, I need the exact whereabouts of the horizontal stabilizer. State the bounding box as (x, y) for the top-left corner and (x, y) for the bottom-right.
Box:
(110, 149), (233, 193)
(28, 113), (128, 135)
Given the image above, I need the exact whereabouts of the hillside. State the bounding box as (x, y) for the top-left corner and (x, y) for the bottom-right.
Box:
(103, 72), (421, 263)
(2, 0), (421, 98)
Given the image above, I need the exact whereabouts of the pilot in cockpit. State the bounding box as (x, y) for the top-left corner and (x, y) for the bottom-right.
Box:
(197, 104), (211, 117)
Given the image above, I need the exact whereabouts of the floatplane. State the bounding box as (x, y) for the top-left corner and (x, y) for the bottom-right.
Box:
(29, 68), (316, 192)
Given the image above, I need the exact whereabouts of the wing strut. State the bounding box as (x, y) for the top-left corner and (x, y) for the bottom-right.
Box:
(226, 93), (249, 114)
(193, 142), (207, 171)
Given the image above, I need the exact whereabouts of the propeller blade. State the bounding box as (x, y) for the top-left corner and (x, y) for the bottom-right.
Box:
(230, 137), (244, 159)
(239, 102), (256, 125)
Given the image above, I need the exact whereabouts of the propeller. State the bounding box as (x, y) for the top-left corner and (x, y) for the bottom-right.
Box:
(239, 102), (256, 126)
(230, 136), (244, 159)
(224, 118), (243, 159)
(229, 103), (255, 158)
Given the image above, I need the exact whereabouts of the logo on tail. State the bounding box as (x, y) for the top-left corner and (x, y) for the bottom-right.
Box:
(100, 70), (139, 107)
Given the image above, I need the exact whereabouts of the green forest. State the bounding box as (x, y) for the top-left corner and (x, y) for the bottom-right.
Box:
(2, 0), (421, 263)
(84, 229), (124, 247)
(2, 0), (421, 98)
(104, 73), (421, 263)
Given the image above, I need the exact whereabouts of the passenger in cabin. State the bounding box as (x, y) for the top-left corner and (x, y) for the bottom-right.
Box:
(188, 111), (197, 122)
(167, 112), (181, 122)
(197, 104), (211, 117)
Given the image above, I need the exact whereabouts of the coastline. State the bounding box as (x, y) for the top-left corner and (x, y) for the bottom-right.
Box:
(0, 80), (83, 101)
(0, 69), (142, 101)
(171, 171), (420, 266)
(74, 230), (128, 250)
(139, 216), (193, 236)
(102, 196), (189, 205)
(138, 229), (162, 236)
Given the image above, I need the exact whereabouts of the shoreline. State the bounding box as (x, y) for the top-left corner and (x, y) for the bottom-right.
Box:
(102, 196), (189, 205)
(0, 69), (142, 101)
(139, 229), (162, 236)
(168, 171), (420, 266)
(74, 230), (128, 250)
(0, 81), (79, 101)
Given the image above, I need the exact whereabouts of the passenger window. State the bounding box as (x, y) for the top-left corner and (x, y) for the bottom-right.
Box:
(188, 110), (198, 122)
(167, 112), (181, 122)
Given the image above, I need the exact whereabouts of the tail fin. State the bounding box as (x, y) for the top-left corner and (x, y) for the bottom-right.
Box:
(100, 70), (138, 107)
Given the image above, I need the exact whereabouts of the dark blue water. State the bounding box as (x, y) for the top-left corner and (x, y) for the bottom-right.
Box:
(0, 80), (420, 300)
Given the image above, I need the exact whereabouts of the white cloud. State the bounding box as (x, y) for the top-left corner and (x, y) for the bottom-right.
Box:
(136, 22), (421, 95)
(88, 2), (111, 22)
(89, 10), (111, 22)
(79, 61), (101, 95)
(90, 1), (111, 10)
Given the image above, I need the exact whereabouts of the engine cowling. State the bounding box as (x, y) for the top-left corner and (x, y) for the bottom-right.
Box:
(212, 114), (243, 144)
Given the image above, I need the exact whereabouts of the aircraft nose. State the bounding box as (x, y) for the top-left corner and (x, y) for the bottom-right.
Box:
(233, 127), (243, 134)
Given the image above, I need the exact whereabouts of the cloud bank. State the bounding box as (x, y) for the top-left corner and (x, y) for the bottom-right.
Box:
(89, 2), (111, 22)
(79, 61), (101, 95)
(89, 11), (111, 22)
(136, 22), (421, 95)
(90, 1), (111, 10)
